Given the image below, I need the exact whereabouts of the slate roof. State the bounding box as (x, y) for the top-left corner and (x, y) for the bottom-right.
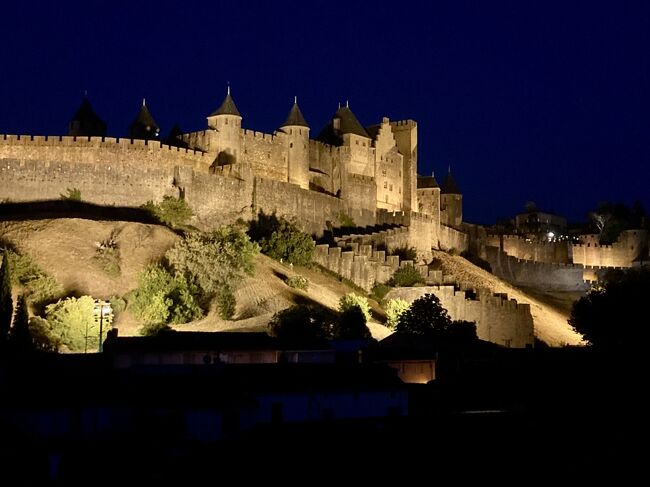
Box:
(281, 102), (309, 128)
(210, 92), (241, 117)
(441, 171), (461, 194)
(68, 96), (107, 136)
(316, 105), (370, 145)
(417, 175), (439, 189)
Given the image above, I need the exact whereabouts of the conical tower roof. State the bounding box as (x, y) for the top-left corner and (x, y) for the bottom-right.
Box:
(441, 170), (461, 194)
(129, 99), (160, 139)
(281, 99), (308, 128)
(316, 104), (369, 145)
(417, 174), (439, 189)
(210, 88), (241, 117)
(68, 96), (107, 136)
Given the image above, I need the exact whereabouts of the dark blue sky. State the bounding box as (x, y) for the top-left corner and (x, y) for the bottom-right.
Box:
(0, 1), (648, 225)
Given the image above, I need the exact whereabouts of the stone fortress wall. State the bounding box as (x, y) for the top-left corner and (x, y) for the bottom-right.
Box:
(385, 286), (534, 348)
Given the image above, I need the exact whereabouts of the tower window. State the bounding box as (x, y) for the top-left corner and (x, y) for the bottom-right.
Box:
(383, 181), (387, 188)
(389, 184), (393, 191)
(290, 143), (293, 148)
(225, 119), (228, 125)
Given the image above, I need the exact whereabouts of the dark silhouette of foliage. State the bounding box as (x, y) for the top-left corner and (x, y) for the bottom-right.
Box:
(268, 304), (334, 344)
(587, 201), (648, 245)
(569, 267), (650, 349)
(389, 265), (425, 287)
(332, 306), (371, 340)
(247, 210), (281, 243)
(0, 250), (12, 343)
(28, 316), (59, 352)
(9, 294), (33, 353)
(396, 293), (451, 337)
(449, 320), (478, 341)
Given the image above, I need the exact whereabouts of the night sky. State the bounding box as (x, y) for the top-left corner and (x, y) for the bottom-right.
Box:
(0, 1), (648, 225)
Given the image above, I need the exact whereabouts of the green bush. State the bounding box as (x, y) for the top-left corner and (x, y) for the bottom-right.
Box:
(60, 187), (81, 201)
(338, 293), (371, 323)
(389, 265), (425, 287)
(140, 322), (173, 336)
(28, 316), (60, 352)
(142, 196), (194, 227)
(129, 264), (203, 326)
(217, 288), (236, 319)
(166, 227), (258, 299)
(286, 275), (309, 290)
(388, 246), (417, 261)
(384, 298), (409, 329)
(109, 295), (127, 317)
(371, 283), (392, 301)
(2, 249), (62, 306)
(45, 296), (98, 352)
(333, 306), (371, 340)
(259, 219), (315, 265)
(268, 304), (335, 343)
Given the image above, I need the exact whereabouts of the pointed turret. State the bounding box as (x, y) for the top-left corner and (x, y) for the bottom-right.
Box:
(129, 99), (160, 140)
(281, 97), (310, 189)
(440, 168), (462, 228)
(209, 86), (241, 117)
(316, 103), (369, 146)
(281, 97), (309, 128)
(68, 95), (107, 137)
(441, 169), (461, 194)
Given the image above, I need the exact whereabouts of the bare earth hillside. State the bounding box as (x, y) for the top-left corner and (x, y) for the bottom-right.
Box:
(432, 250), (584, 346)
(0, 219), (583, 345)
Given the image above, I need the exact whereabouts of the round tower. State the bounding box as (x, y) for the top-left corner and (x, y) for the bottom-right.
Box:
(280, 97), (310, 189)
(440, 168), (463, 228)
(207, 86), (242, 165)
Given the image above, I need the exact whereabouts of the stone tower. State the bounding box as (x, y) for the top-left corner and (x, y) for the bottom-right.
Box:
(68, 95), (107, 137)
(207, 87), (242, 165)
(280, 97), (310, 189)
(440, 169), (462, 228)
(390, 120), (418, 212)
(129, 99), (160, 140)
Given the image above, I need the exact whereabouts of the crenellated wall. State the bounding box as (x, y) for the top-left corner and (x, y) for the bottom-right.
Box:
(485, 234), (571, 264)
(334, 226), (410, 253)
(241, 129), (288, 182)
(571, 230), (647, 268)
(313, 243), (443, 292)
(485, 247), (588, 291)
(439, 224), (469, 252)
(385, 286), (534, 348)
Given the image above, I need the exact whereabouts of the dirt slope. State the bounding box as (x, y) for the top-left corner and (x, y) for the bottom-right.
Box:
(432, 250), (584, 346)
(0, 219), (583, 345)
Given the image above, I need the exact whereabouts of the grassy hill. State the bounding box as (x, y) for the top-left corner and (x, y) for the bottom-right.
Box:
(0, 218), (583, 346)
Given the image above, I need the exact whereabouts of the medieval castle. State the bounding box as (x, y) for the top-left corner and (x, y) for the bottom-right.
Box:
(1, 90), (646, 347)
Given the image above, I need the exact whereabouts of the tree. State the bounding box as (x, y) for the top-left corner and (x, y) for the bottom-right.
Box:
(28, 316), (59, 352)
(0, 250), (13, 344)
(166, 226), (258, 299)
(260, 219), (315, 265)
(332, 306), (371, 340)
(569, 267), (650, 349)
(384, 298), (409, 329)
(129, 264), (202, 326)
(338, 293), (371, 323)
(268, 305), (334, 344)
(9, 294), (33, 352)
(395, 293), (451, 337)
(45, 296), (99, 352)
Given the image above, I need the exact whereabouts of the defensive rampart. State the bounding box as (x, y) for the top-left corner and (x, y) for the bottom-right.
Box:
(385, 286), (534, 348)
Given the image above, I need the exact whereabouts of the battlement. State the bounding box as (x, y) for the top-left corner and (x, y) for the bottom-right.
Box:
(389, 119), (417, 129)
(242, 129), (279, 142)
(0, 134), (207, 157)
